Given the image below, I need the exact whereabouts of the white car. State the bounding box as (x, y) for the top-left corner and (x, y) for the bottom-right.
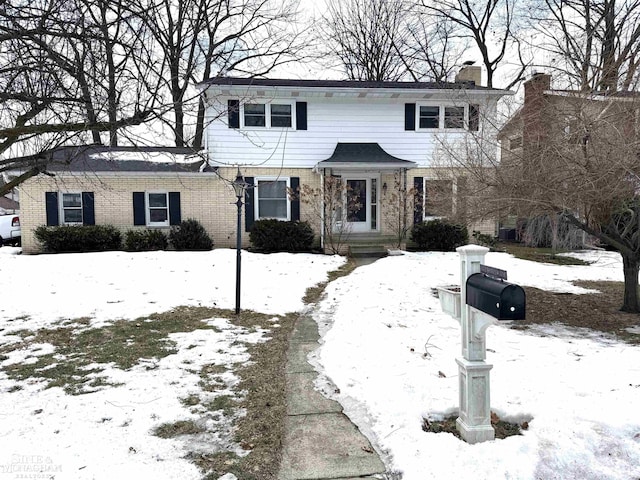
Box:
(0, 214), (21, 246)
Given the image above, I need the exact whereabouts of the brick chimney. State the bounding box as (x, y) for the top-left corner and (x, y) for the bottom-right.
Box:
(524, 73), (551, 104)
(455, 66), (482, 86)
(522, 73), (552, 151)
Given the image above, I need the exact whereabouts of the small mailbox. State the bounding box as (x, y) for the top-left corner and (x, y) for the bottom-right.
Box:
(466, 273), (526, 320)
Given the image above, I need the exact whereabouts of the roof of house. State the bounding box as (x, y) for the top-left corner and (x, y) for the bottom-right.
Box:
(9, 145), (207, 174)
(315, 143), (417, 170)
(200, 76), (510, 94)
(0, 196), (19, 211)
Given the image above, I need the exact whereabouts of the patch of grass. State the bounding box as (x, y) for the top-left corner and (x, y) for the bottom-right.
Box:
(180, 394), (201, 407)
(498, 242), (590, 266)
(0, 307), (226, 394)
(153, 420), (205, 438)
(205, 395), (235, 415)
(192, 312), (297, 480)
(422, 413), (526, 441)
(303, 258), (356, 304)
(517, 281), (640, 344)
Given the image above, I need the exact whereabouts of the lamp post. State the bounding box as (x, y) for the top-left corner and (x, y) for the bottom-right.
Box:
(232, 168), (248, 315)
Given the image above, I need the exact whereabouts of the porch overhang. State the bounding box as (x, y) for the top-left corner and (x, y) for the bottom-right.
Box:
(315, 143), (417, 171)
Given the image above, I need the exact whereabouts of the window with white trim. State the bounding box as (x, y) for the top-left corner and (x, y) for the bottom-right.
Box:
(244, 104), (266, 127)
(270, 104), (292, 127)
(444, 107), (465, 129)
(419, 106), (440, 129)
(61, 193), (83, 224)
(255, 178), (290, 220)
(146, 192), (169, 226)
(416, 104), (472, 130)
(242, 103), (294, 128)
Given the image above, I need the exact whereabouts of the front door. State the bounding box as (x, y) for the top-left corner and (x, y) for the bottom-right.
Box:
(344, 176), (378, 233)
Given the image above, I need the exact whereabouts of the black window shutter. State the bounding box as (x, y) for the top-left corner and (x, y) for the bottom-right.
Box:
(290, 177), (300, 221)
(82, 192), (95, 225)
(296, 102), (307, 131)
(405, 103), (416, 131)
(228, 99), (240, 128)
(413, 177), (424, 225)
(245, 177), (255, 231)
(45, 192), (59, 226)
(169, 192), (181, 225)
(133, 192), (146, 225)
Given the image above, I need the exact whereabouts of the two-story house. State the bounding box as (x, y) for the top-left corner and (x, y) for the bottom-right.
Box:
(18, 67), (510, 253)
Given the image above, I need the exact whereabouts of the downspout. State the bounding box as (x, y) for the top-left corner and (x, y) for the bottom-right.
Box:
(402, 168), (407, 245)
(320, 168), (325, 251)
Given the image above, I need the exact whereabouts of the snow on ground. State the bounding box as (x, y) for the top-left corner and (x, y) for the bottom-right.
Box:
(0, 248), (344, 480)
(310, 250), (640, 480)
(0, 248), (344, 330)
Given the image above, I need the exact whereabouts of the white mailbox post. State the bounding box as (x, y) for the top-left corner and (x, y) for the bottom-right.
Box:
(437, 244), (526, 444)
(456, 245), (494, 443)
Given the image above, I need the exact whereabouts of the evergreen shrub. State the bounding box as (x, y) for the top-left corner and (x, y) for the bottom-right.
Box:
(124, 229), (168, 251)
(169, 219), (213, 251)
(249, 219), (314, 253)
(410, 219), (468, 251)
(34, 225), (122, 253)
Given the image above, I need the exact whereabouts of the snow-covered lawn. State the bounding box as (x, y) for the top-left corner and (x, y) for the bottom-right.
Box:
(1, 246), (639, 480)
(0, 248), (344, 480)
(310, 250), (640, 480)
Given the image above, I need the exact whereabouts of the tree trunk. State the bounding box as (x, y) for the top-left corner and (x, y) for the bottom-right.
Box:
(621, 252), (640, 313)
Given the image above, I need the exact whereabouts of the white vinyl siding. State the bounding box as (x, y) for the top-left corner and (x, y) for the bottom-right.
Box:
(206, 95), (498, 168)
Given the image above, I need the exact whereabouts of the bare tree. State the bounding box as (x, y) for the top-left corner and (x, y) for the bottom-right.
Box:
(130, 0), (303, 148)
(437, 86), (640, 312)
(297, 176), (362, 254)
(420, 0), (529, 88)
(0, 0), (156, 196)
(192, 0), (303, 148)
(381, 170), (416, 248)
(530, 0), (640, 92)
(404, 14), (469, 82)
(319, 0), (416, 81)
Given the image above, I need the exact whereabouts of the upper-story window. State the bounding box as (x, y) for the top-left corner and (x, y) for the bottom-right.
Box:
(242, 103), (293, 128)
(270, 104), (292, 127)
(244, 104), (266, 127)
(444, 107), (465, 129)
(410, 103), (479, 131)
(419, 106), (440, 129)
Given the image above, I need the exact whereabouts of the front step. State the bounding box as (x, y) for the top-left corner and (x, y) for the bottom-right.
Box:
(348, 244), (388, 258)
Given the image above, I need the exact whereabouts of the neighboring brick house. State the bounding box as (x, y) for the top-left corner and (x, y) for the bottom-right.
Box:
(497, 72), (640, 242)
(18, 68), (511, 253)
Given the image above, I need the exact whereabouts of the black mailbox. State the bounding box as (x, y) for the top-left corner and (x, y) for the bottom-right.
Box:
(466, 273), (526, 320)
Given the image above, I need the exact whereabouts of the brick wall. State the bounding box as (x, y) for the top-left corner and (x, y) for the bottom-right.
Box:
(20, 168), (321, 253)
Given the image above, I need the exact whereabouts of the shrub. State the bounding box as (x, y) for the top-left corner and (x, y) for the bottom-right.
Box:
(124, 229), (168, 252)
(34, 225), (122, 253)
(410, 219), (468, 251)
(472, 230), (497, 249)
(169, 219), (213, 251)
(249, 219), (315, 253)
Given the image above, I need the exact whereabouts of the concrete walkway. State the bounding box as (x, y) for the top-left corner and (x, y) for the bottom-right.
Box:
(278, 263), (387, 479)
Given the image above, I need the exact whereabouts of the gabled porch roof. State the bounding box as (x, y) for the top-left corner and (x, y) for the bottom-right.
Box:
(315, 143), (417, 170)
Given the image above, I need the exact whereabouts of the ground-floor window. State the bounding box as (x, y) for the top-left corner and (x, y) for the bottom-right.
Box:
(61, 193), (83, 224)
(256, 178), (290, 220)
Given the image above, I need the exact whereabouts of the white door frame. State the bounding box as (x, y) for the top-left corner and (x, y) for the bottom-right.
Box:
(341, 172), (380, 233)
